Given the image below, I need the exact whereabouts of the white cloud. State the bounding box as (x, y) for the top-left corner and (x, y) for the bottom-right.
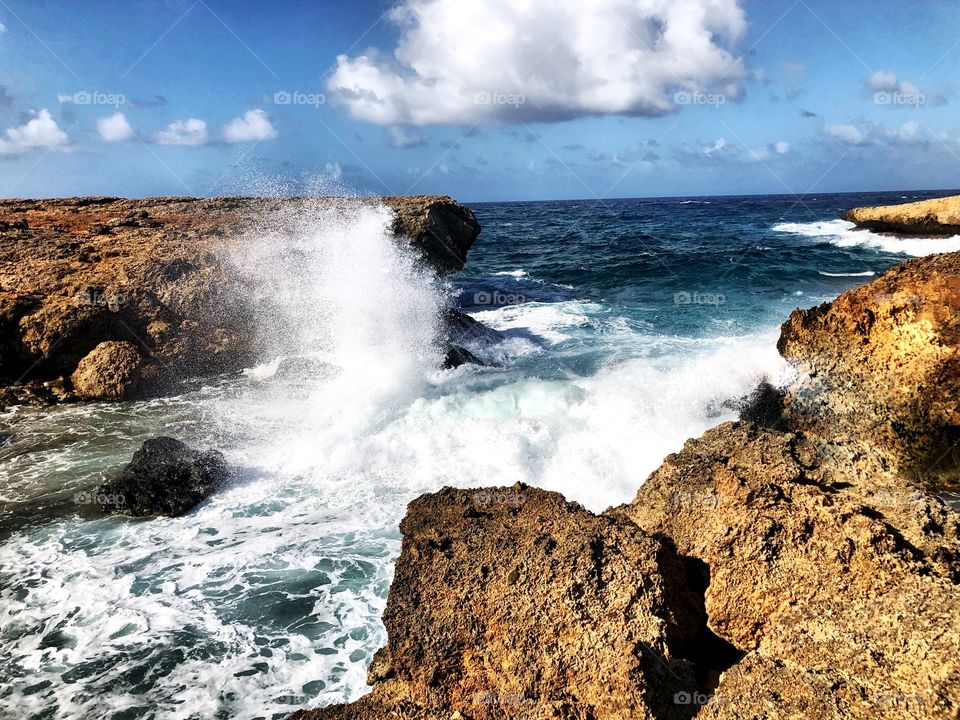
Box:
(0, 109), (70, 155)
(865, 70), (936, 106)
(823, 123), (864, 145)
(385, 125), (426, 148)
(327, 0), (748, 125)
(0, 22), (6, 33)
(222, 109), (277, 143)
(154, 118), (208, 146)
(98, 112), (134, 142)
(775, 141), (790, 154)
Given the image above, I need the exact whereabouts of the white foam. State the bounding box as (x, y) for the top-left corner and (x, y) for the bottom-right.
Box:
(818, 270), (876, 277)
(773, 219), (960, 257)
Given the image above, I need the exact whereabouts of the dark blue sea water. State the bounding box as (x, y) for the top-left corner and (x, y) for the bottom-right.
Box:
(2, 190), (957, 720)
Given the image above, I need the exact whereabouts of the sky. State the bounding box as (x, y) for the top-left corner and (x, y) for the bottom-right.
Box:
(0, 0), (958, 202)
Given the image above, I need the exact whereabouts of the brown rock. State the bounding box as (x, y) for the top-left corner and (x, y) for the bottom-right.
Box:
(619, 421), (960, 720)
(843, 194), (960, 235)
(292, 485), (721, 720)
(71, 340), (144, 400)
(777, 251), (960, 488)
(0, 196), (480, 401)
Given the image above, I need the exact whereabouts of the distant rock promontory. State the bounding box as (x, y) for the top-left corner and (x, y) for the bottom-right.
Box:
(843, 194), (960, 235)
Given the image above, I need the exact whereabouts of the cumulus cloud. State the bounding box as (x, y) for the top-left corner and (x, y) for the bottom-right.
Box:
(864, 70), (942, 107)
(0, 109), (70, 155)
(98, 112), (134, 142)
(154, 118), (208, 146)
(677, 136), (789, 163)
(385, 125), (426, 148)
(822, 123), (864, 145)
(223, 109), (278, 143)
(327, 0), (748, 125)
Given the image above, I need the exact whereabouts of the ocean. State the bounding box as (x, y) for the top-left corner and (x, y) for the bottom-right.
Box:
(1, 190), (956, 719)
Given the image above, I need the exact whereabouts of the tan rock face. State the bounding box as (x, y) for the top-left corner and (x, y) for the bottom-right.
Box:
(778, 252), (960, 488)
(843, 194), (960, 235)
(70, 340), (143, 400)
(292, 485), (728, 720)
(621, 421), (960, 720)
(0, 196), (480, 402)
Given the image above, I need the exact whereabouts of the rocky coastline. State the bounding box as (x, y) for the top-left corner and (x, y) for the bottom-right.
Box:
(843, 193), (960, 236)
(0, 195), (480, 405)
(288, 198), (960, 720)
(2, 194), (959, 718)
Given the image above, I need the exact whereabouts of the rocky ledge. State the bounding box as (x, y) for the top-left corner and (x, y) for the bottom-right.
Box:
(0, 196), (480, 404)
(843, 194), (960, 235)
(295, 251), (960, 720)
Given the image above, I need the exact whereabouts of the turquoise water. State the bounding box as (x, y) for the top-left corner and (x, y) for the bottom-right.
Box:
(1, 191), (956, 719)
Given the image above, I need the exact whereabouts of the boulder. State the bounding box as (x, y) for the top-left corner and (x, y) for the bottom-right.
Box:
(441, 345), (484, 369)
(98, 436), (231, 516)
(292, 485), (725, 720)
(843, 194), (960, 235)
(71, 340), (144, 400)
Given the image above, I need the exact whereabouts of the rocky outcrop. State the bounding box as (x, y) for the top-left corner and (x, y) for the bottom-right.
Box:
(778, 251), (960, 489)
(0, 196), (479, 403)
(622, 421), (959, 719)
(843, 194), (960, 236)
(70, 340), (143, 400)
(97, 436), (231, 516)
(293, 485), (735, 720)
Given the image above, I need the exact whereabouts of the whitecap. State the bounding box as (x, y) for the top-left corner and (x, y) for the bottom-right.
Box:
(773, 219), (960, 257)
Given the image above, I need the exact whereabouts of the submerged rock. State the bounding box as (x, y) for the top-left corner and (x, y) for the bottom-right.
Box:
(71, 340), (144, 400)
(98, 436), (231, 517)
(441, 345), (483, 369)
(843, 194), (960, 235)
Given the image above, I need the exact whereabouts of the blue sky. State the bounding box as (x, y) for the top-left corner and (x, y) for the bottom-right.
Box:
(0, 0), (958, 201)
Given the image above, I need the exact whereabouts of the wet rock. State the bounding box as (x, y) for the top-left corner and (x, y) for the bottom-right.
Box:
(98, 436), (231, 517)
(441, 345), (483, 369)
(71, 341), (144, 400)
(730, 379), (787, 429)
(843, 194), (960, 235)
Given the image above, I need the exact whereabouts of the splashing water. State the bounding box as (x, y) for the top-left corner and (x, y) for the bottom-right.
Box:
(1, 190), (921, 719)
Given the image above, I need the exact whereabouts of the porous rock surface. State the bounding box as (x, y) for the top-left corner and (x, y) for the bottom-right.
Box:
(0, 196), (480, 402)
(843, 194), (960, 235)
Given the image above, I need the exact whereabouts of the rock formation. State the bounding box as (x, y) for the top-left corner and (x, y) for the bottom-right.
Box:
(294, 249), (960, 720)
(842, 194), (960, 235)
(0, 196), (480, 403)
(97, 436), (231, 517)
(779, 251), (960, 489)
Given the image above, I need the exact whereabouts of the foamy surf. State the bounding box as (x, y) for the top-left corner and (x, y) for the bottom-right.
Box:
(773, 219), (960, 257)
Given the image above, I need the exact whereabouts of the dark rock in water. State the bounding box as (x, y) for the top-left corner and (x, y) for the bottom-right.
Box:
(99, 436), (230, 517)
(733, 380), (786, 429)
(0, 432), (13, 446)
(443, 307), (505, 347)
(442, 345), (483, 369)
